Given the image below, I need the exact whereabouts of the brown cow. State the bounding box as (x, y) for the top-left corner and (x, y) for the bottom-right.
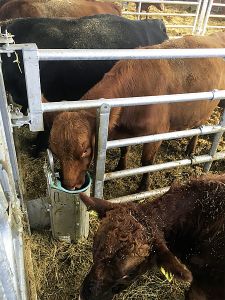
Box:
(79, 173), (225, 300)
(0, 0), (121, 20)
(49, 32), (225, 191)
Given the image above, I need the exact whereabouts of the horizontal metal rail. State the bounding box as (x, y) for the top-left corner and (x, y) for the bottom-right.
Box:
(122, 0), (198, 3)
(105, 152), (225, 181)
(207, 14), (225, 18)
(42, 90), (225, 112)
(211, 3), (225, 7)
(107, 125), (225, 149)
(37, 48), (225, 61)
(109, 187), (170, 203)
(123, 12), (196, 16)
(207, 25), (225, 29)
(166, 25), (194, 28)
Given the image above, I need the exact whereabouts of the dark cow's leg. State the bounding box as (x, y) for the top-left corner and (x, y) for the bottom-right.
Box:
(138, 141), (162, 191)
(185, 135), (198, 156)
(115, 146), (129, 171)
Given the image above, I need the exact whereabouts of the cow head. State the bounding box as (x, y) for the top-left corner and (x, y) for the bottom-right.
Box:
(49, 111), (95, 190)
(79, 194), (193, 300)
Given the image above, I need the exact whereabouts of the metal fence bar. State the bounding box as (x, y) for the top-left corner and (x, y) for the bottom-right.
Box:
(137, 1), (141, 20)
(94, 104), (110, 198)
(123, 12), (196, 16)
(104, 152), (225, 181)
(202, 0), (214, 35)
(166, 25), (194, 28)
(204, 108), (225, 172)
(192, 0), (203, 33)
(0, 109), (27, 299)
(0, 57), (21, 196)
(207, 25), (225, 29)
(207, 14), (225, 18)
(0, 187), (19, 300)
(107, 125), (225, 149)
(196, 0), (208, 34)
(42, 90), (225, 113)
(37, 48), (225, 61)
(121, 0), (198, 4)
(22, 44), (43, 132)
(109, 187), (170, 203)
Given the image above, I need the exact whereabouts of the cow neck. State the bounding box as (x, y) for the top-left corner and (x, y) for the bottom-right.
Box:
(132, 188), (194, 240)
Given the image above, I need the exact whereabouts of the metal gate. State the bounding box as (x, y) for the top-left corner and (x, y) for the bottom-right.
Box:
(0, 67), (27, 299)
(5, 45), (225, 203)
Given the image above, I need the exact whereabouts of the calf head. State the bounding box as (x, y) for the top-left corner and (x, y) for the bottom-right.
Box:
(79, 194), (192, 300)
(49, 111), (95, 190)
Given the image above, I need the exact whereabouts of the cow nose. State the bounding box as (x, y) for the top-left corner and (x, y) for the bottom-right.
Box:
(62, 183), (83, 190)
(62, 179), (84, 190)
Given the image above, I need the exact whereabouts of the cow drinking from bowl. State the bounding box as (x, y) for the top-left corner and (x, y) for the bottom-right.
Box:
(49, 32), (225, 190)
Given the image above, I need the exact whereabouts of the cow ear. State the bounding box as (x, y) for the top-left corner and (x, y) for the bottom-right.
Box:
(155, 238), (193, 283)
(79, 193), (116, 218)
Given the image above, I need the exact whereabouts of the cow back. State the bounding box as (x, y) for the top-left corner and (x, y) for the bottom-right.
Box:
(1, 15), (168, 108)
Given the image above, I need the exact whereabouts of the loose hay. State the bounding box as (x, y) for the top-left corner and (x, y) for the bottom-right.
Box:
(26, 216), (189, 300)
(16, 6), (225, 299)
(20, 107), (225, 300)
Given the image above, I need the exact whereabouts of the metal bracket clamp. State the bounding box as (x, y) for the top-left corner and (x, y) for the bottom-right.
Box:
(211, 89), (218, 100)
(22, 44), (44, 132)
(9, 105), (30, 127)
(0, 29), (15, 49)
(46, 148), (58, 184)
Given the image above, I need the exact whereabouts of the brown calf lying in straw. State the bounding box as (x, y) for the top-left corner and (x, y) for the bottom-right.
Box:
(79, 173), (225, 300)
(49, 32), (225, 191)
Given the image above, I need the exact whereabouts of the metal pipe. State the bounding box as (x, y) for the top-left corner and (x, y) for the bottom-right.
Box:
(109, 187), (170, 203)
(207, 25), (225, 29)
(104, 152), (225, 181)
(42, 90), (225, 112)
(107, 125), (225, 149)
(22, 45), (44, 132)
(192, 0), (203, 33)
(38, 48), (225, 61)
(204, 108), (225, 172)
(0, 57), (21, 196)
(123, 12), (196, 16)
(207, 14), (225, 18)
(196, 0), (209, 35)
(166, 25), (194, 28)
(121, 0), (198, 4)
(94, 104), (110, 198)
(202, 0), (214, 35)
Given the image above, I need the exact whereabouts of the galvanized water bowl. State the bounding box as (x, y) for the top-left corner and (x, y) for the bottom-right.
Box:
(28, 149), (92, 243)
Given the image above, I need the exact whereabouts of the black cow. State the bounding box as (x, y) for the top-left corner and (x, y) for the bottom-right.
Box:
(1, 15), (168, 112)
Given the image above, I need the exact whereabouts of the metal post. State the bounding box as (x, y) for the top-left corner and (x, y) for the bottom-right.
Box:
(0, 102), (27, 300)
(204, 108), (225, 172)
(196, 0), (209, 35)
(137, 1), (142, 20)
(201, 0), (214, 35)
(22, 44), (44, 132)
(94, 104), (110, 198)
(192, 0), (203, 34)
(0, 56), (21, 197)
